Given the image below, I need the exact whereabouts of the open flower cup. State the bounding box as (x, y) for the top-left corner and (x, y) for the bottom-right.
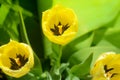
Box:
(91, 52), (120, 80)
(42, 5), (78, 45)
(0, 40), (34, 78)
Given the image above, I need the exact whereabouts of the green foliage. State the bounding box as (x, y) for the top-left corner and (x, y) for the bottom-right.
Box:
(0, 4), (10, 25)
(70, 53), (93, 79)
(53, 0), (120, 36)
(0, 28), (10, 45)
(0, 0), (120, 80)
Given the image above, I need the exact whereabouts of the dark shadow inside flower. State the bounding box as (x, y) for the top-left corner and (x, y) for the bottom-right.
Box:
(9, 54), (28, 70)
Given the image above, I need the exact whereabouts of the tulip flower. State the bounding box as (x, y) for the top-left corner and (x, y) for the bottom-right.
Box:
(0, 40), (34, 78)
(91, 52), (120, 80)
(42, 4), (78, 45)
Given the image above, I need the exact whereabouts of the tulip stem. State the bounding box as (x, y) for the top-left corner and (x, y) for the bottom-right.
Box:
(50, 44), (63, 80)
(51, 43), (63, 68)
(57, 45), (63, 67)
(19, 9), (30, 45)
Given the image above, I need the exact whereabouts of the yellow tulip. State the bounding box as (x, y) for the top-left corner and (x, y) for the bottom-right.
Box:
(91, 52), (120, 80)
(0, 40), (34, 78)
(42, 4), (78, 45)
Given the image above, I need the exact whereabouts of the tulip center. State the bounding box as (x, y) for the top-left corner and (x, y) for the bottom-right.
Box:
(9, 54), (28, 70)
(104, 65), (117, 79)
(50, 22), (70, 36)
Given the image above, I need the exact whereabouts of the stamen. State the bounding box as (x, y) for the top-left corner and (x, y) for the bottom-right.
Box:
(58, 22), (61, 25)
(111, 73), (117, 78)
(104, 65), (114, 73)
(50, 22), (70, 36)
(9, 54), (28, 70)
(51, 24), (60, 36)
(104, 65), (117, 79)
(62, 23), (69, 34)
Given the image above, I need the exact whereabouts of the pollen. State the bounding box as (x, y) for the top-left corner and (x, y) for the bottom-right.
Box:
(104, 72), (113, 79)
(15, 58), (21, 66)
(58, 25), (63, 34)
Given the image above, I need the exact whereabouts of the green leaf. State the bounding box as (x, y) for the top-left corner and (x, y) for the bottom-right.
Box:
(0, 0), (12, 4)
(40, 72), (52, 80)
(65, 74), (80, 80)
(69, 39), (120, 68)
(62, 32), (94, 62)
(50, 63), (69, 80)
(0, 4), (10, 25)
(1, 9), (20, 41)
(91, 39), (120, 66)
(29, 53), (43, 77)
(69, 48), (92, 66)
(104, 14), (120, 49)
(105, 31), (120, 48)
(70, 53), (93, 78)
(59, 63), (69, 74)
(92, 27), (108, 46)
(53, 0), (120, 37)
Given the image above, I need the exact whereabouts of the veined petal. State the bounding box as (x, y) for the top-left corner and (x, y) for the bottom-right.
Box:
(42, 4), (78, 45)
(0, 40), (34, 78)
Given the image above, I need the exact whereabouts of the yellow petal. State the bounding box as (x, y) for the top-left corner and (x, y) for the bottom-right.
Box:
(90, 60), (104, 77)
(0, 40), (34, 78)
(42, 4), (78, 45)
(92, 76), (106, 80)
(111, 75), (120, 80)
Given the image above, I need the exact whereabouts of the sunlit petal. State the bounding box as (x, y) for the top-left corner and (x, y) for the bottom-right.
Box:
(42, 4), (78, 45)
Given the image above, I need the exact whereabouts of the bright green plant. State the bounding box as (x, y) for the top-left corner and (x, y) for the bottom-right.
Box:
(0, 0), (120, 80)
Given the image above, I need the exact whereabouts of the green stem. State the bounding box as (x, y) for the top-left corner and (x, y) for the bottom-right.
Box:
(18, 8), (43, 74)
(19, 10), (30, 45)
(50, 44), (63, 80)
(57, 45), (63, 67)
(51, 43), (63, 69)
